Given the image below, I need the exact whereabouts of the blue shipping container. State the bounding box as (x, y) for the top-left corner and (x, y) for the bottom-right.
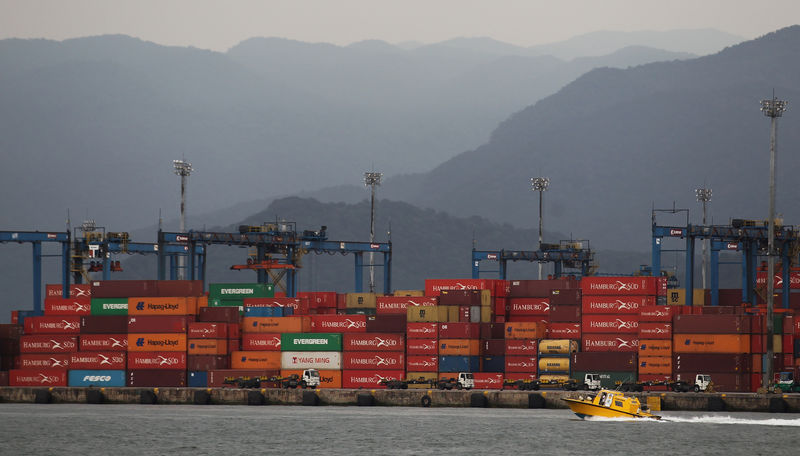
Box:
(188, 371), (208, 387)
(438, 356), (480, 373)
(244, 307), (282, 317)
(481, 356), (505, 373)
(68, 370), (126, 387)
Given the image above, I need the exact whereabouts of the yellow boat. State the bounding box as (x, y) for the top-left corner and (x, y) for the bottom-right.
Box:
(562, 389), (660, 420)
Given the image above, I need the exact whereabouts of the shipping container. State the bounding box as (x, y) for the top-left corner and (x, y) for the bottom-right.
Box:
(424, 279), (493, 297)
(282, 333), (343, 351)
(46, 283), (92, 299)
(19, 335), (78, 353)
(581, 315), (639, 334)
(538, 357), (570, 373)
(375, 296), (437, 315)
(582, 295), (654, 314)
(342, 351), (405, 370)
(480, 356), (505, 373)
(393, 290), (425, 297)
(92, 280), (158, 298)
(638, 322), (672, 339)
(189, 371), (208, 387)
(550, 289), (582, 306)
(44, 297), (91, 316)
(281, 351), (342, 370)
(127, 315), (191, 333)
(406, 338), (438, 355)
(80, 315), (128, 334)
(638, 356), (671, 375)
(242, 316), (311, 334)
(127, 333), (187, 352)
(0, 324), (23, 340)
(127, 297), (195, 316)
(438, 289), (482, 306)
(508, 278), (577, 298)
(244, 297), (310, 315)
(197, 306), (241, 324)
(208, 283), (274, 299)
(507, 298), (550, 316)
(69, 352), (126, 370)
(481, 339), (505, 356)
(673, 315), (751, 334)
(188, 322), (228, 339)
(365, 315), (407, 333)
(240, 333), (282, 351)
(570, 371), (636, 389)
(638, 305), (676, 322)
(17, 353), (70, 369)
(345, 293), (377, 309)
(10, 368), (68, 386)
(343, 333), (404, 352)
(548, 305), (582, 323)
(24, 316), (81, 334)
(438, 323), (480, 339)
(504, 321), (546, 339)
(188, 339), (228, 355)
(297, 291), (338, 309)
(68, 369), (126, 387)
(665, 289), (706, 306)
(127, 351), (187, 370)
(672, 334), (751, 353)
(673, 353), (751, 373)
(480, 323), (506, 340)
(438, 355), (480, 373)
(581, 277), (658, 296)
(79, 334), (128, 352)
(504, 339), (538, 355)
(581, 334), (640, 352)
(309, 315), (367, 333)
(127, 369), (187, 387)
(342, 369), (404, 389)
(638, 339), (672, 356)
(538, 339), (579, 355)
(473, 372), (505, 389)
(547, 322), (581, 339)
(156, 280), (204, 297)
(407, 306), (444, 323)
(571, 352), (638, 371)
(231, 351), (282, 370)
(187, 355), (229, 371)
(505, 356), (538, 373)
(406, 355), (438, 372)
(438, 339), (480, 356)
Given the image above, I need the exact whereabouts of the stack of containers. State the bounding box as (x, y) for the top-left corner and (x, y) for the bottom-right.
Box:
(548, 288), (582, 339)
(235, 308), (310, 384)
(0, 324), (23, 376)
(341, 332), (405, 388)
(307, 314), (375, 388)
(637, 305), (676, 383)
(747, 313), (784, 391)
(297, 291), (338, 315)
(405, 314), (439, 387)
(506, 280), (552, 324)
(282, 332), (343, 388)
(192, 306), (241, 387)
(537, 339), (578, 382)
(580, 277), (658, 353)
(438, 322), (480, 378)
(504, 321), (546, 382)
(72, 313), (128, 387)
(672, 314), (752, 392)
(11, 312), (78, 386)
(437, 290), (477, 323)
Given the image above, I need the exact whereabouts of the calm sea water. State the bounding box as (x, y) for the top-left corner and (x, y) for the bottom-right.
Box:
(1, 404), (799, 455)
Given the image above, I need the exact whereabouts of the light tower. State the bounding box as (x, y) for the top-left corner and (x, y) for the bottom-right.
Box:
(760, 94), (787, 391)
(531, 177), (550, 280)
(173, 158), (193, 280)
(695, 187), (712, 289)
(364, 171), (382, 293)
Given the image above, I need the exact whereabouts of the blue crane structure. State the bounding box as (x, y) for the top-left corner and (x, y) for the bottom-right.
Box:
(472, 241), (594, 279)
(652, 219), (800, 307)
(0, 230), (70, 314)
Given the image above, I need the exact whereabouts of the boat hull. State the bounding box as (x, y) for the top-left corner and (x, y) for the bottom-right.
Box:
(562, 398), (660, 420)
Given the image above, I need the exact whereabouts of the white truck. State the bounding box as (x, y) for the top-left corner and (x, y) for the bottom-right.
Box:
(437, 372), (475, 390)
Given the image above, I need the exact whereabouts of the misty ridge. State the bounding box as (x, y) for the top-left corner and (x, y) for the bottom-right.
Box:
(8, 26), (800, 321)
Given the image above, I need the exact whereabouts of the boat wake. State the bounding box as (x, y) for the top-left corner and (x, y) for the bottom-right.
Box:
(659, 415), (800, 427)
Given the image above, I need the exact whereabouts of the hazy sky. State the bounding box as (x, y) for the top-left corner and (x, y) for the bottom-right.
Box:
(1, 1), (798, 51)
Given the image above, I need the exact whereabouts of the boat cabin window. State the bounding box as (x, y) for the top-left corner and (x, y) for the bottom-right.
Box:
(599, 392), (607, 404)
(604, 393), (614, 407)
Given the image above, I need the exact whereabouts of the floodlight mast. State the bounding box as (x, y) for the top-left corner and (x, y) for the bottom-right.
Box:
(531, 177), (550, 280)
(695, 188), (712, 289)
(364, 172), (382, 293)
(173, 159), (193, 280)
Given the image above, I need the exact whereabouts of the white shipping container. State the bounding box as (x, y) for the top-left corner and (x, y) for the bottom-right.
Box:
(281, 351), (342, 370)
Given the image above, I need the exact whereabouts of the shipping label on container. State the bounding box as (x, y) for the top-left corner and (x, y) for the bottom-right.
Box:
(638, 322), (672, 339)
(581, 334), (639, 352)
(504, 339), (538, 355)
(209, 283), (274, 299)
(343, 351), (405, 370)
(376, 296), (438, 314)
(20, 335), (78, 353)
(343, 333), (404, 351)
(281, 333), (343, 351)
(69, 352), (126, 370)
(127, 351), (187, 370)
(90, 298), (129, 315)
(241, 333), (282, 351)
(309, 315), (367, 333)
(424, 279), (492, 297)
(230, 351), (282, 370)
(342, 369), (405, 389)
(507, 298), (550, 316)
(406, 338), (438, 355)
(638, 339), (672, 356)
(127, 297), (193, 316)
(9, 368), (68, 386)
(638, 305), (675, 322)
(582, 295), (653, 314)
(188, 322), (228, 339)
(79, 334), (128, 352)
(756, 271), (800, 289)
(547, 323), (581, 339)
(582, 315), (639, 334)
(44, 297), (91, 316)
(406, 355), (438, 371)
(46, 283), (91, 299)
(406, 322), (438, 338)
(17, 354), (70, 369)
(504, 322), (546, 339)
(580, 277), (658, 296)
(638, 356), (672, 375)
(281, 351), (342, 370)
(24, 316), (81, 334)
(505, 356), (538, 373)
(473, 373), (504, 389)
(68, 369), (126, 387)
(127, 333), (187, 352)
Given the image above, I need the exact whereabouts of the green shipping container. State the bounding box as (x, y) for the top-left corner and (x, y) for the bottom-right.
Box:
(209, 297), (244, 314)
(570, 371), (637, 389)
(344, 308), (376, 316)
(91, 298), (129, 315)
(280, 333), (343, 351)
(208, 283), (274, 299)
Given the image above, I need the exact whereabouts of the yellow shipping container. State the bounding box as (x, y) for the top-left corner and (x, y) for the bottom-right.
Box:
(539, 374), (569, 383)
(538, 357), (570, 372)
(439, 339), (480, 356)
(394, 290), (425, 297)
(346, 293), (377, 309)
(480, 290), (492, 308)
(665, 289), (706, 306)
(447, 306), (460, 323)
(242, 316), (311, 333)
(407, 306), (443, 322)
(538, 339), (579, 355)
(231, 350), (281, 369)
(480, 306), (492, 323)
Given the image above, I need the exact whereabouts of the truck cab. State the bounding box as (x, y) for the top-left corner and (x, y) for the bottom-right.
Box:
(458, 372), (475, 390)
(583, 374), (601, 391)
(302, 369), (321, 388)
(694, 374), (711, 392)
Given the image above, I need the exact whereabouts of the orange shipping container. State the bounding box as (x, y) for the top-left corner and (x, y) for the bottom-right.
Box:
(127, 297), (195, 316)
(672, 334), (751, 354)
(242, 316), (311, 333)
(639, 339), (672, 356)
(438, 339), (480, 356)
(281, 369), (342, 389)
(639, 356), (672, 375)
(127, 333), (187, 352)
(505, 322), (547, 339)
(231, 351), (281, 369)
(188, 338), (228, 355)
(196, 296), (208, 311)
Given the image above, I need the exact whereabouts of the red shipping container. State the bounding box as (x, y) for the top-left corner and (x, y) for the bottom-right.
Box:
(127, 369), (187, 387)
(46, 283), (92, 299)
(17, 354), (70, 369)
(343, 351), (405, 370)
(187, 355), (229, 371)
(494, 280), (510, 297)
(366, 315), (407, 333)
(494, 297), (507, 319)
(127, 351), (187, 370)
(24, 316), (81, 334)
(242, 333), (283, 351)
(581, 277), (658, 296)
(309, 315), (367, 333)
(505, 356), (537, 373)
(473, 372), (504, 389)
(80, 316), (128, 334)
(228, 323), (240, 340)
(504, 339), (538, 355)
(297, 291), (337, 308)
(424, 279), (493, 297)
(91, 280), (158, 298)
(438, 323), (480, 339)
(244, 297), (310, 315)
(80, 334), (128, 352)
(20, 335), (78, 353)
(481, 339), (505, 356)
(197, 306), (241, 324)
(582, 315), (639, 334)
(506, 315), (549, 324)
(188, 322), (228, 339)
(228, 338), (240, 354)
(156, 280), (204, 297)
(638, 322), (672, 339)
(406, 338), (438, 355)
(127, 315), (191, 333)
(582, 295), (654, 314)
(69, 351), (126, 370)
(406, 322), (438, 338)
(783, 315), (794, 335)
(673, 315), (751, 334)
(341, 369), (405, 388)
(581, 334), (640, 352)
(548, 305), (581, 323)
(639, 305), (675, 322)
(480, 323), (506, 340)
(439, 290), (482, 306)
(376, 296), (437, 314)
(507, 298), (550, 316)
(406, 355), (438, 372)
(550, 289), (582, 306)
(571, 352), (638, 371)
(44, 297), (91, 316)
(0, 371), (7, 386)
(10, 368), (68, 386)
(794, 317), (800, 337)
(547, 323), (581, 339)
(756, 271), (800, 289)
(343, 333), (405, 352)
(508, 279), (577, 298)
